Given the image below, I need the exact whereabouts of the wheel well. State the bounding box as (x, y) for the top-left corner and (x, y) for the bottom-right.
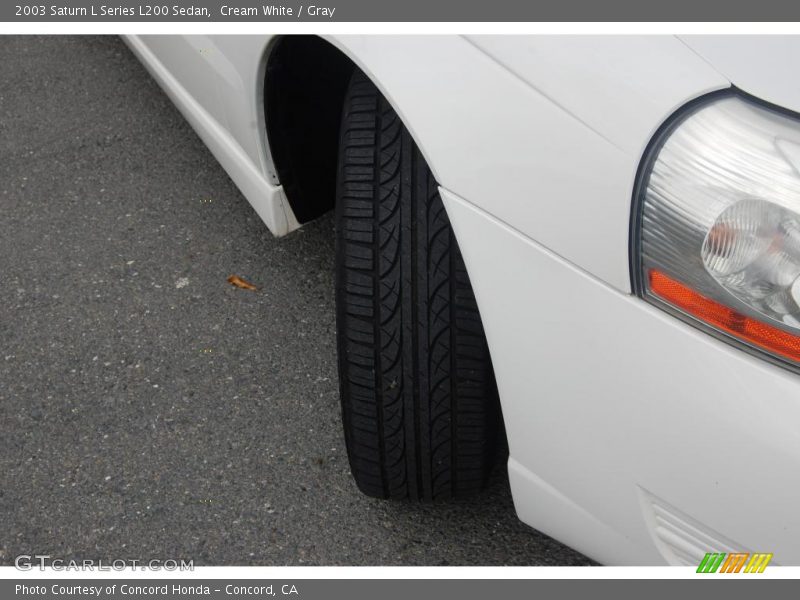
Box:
(265, 36), (356, 224)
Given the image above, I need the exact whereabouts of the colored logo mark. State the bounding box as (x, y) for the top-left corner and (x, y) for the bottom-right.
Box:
(696, 552), (773, 573)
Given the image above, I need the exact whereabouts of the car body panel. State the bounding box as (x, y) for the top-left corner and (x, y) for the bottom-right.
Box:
(443, 187), (800, 565)
(123, 35), (300, 236)
(322, 35), (729, 293)
(681, 35), (800, 115)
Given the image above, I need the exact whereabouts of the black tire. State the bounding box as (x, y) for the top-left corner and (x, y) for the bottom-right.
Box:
(334, 70), (500, 501)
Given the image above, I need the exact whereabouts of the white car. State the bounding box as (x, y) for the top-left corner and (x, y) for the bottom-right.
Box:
(125, 35), (800, 566)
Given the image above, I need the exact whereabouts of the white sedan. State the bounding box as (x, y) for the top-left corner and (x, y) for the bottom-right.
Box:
(125, 35), (800, 566)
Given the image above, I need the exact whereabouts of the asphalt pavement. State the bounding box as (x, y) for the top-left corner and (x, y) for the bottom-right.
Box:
(0, 35), (592, 566)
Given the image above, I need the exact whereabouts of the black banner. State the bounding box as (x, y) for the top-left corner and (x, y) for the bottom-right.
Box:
(3, 0), (800, 22)
(3, 579), (798, 600)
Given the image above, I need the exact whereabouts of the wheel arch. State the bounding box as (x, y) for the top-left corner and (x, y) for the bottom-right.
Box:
(264, 34), (508, 462)
(264, 35), (353, 225)
(263, 35), (442, 225)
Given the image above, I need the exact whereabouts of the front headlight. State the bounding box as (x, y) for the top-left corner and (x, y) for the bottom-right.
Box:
(634, 92), (800, 369)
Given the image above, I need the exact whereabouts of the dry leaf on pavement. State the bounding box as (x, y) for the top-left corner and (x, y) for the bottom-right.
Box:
(227, 275), (257, 291)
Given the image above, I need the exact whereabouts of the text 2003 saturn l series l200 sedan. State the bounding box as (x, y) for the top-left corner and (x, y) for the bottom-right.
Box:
(125, 35), (800, 566)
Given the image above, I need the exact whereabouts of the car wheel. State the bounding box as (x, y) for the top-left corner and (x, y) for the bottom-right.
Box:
(334, 69), (500, 501)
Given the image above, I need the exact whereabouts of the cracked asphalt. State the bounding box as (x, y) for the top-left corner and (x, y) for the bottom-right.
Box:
(0, 35), (592, 566)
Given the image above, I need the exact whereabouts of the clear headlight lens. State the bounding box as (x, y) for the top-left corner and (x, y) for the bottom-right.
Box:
(637, 94), (800, 367)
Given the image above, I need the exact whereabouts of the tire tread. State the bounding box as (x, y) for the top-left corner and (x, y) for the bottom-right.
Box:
(336, 71), (498, 501)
